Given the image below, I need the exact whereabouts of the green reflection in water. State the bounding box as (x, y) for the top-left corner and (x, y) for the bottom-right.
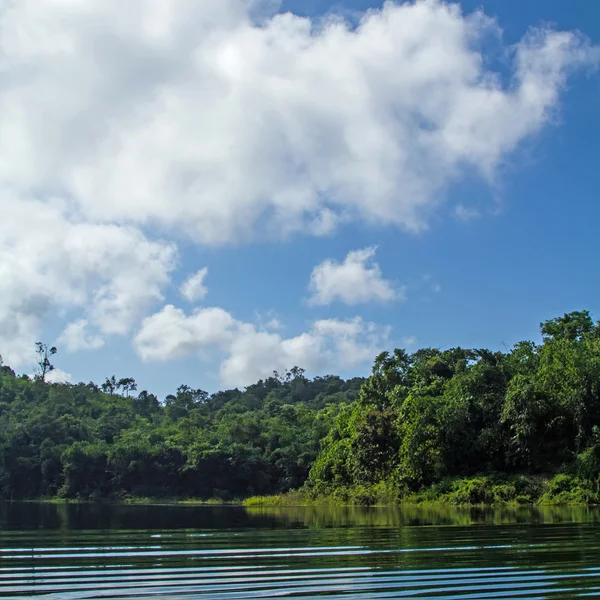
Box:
(1, 503), (600, 598)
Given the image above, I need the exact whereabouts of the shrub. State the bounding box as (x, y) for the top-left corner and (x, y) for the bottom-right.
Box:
(493, 484), (517, 503)
(449, 477), (494, 505)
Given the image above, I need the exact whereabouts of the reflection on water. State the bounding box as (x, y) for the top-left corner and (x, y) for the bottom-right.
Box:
(246, 504), (600, 528)
(1, 503), (600, 598)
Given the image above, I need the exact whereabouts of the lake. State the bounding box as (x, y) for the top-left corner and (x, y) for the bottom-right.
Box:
(2, 503), (600, 598)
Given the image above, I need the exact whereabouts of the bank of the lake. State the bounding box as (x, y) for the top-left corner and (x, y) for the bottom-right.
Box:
(4, 311), (600, 512)
(26, 472), (600, 508)
(244, 473), (600, 507)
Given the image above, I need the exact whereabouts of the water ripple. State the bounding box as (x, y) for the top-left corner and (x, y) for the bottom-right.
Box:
(2, 508), (600, 598)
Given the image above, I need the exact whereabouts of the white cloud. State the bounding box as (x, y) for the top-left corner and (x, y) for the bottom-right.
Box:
(134, 305), (389, 388)
(134, 305), (237, 361)
(180, 268), (209, 302)
(0, 195), (176, 366)
(265, 318), (282, 330)
(224, 314), (391, 387)
(0, 0), (596, 246)
(309, 247), (401, 305)
(254, 310), (283, 331)
(46, 368), (73, 384)
(0, 0), (597, 366)
(58, 320), (105, 352)
(222, 317), (388, 387)
(403, 336), (417, 346)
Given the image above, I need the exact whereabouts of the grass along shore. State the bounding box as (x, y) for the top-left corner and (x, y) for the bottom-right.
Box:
(243, 473), (600, 507)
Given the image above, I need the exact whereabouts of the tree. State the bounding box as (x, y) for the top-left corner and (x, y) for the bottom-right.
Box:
(289, 366), (306, 380)
(165, 385), (208, 420)
(133, 390), (160, 417)
(101, 375), (118, 395)
(351, 407), (399, 484)
(35, 342), (57, 382)
(541, 310), (597, 342)
(117, 377), (137, 397)
(7, 308), (600, 504)
(360, 349), (411, 410)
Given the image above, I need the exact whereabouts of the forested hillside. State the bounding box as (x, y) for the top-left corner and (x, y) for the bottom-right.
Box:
(0, 361), (363, 500)
(305, 311), (600, 505)
(2, 310), (600, 504)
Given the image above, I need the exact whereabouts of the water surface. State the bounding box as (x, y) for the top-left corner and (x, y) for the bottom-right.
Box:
(2, 503), (600, 598)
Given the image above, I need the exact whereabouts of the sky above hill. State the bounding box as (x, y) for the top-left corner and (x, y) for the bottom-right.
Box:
(1, 0), (599, 397)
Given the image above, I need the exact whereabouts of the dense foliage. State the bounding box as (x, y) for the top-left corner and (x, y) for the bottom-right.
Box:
(305, 311), (600, 504)
(2, 310), (600, 504)
(0, 361), (363, 500)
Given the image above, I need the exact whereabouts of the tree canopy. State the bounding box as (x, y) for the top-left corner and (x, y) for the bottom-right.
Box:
(306, 311), (600, 503)
(0, 363), (363, 500)
(2, 311), (600, 504)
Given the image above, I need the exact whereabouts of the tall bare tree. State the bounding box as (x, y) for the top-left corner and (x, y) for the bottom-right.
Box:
(35, 342), (57, 382)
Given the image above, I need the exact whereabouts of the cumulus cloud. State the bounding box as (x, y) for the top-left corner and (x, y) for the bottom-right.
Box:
(58, 320), (105, 352)
(134, 305), (237, 361)
(309, 247), (401, 306)
(46, 369), (73, 384)
(0, 195), (175, 365)
(180, 268), (209, 302)
(134, 305), (389, 387)
(1, 0), (597, 246)
(222, 317), (389, 387)
(0, 0), (597, 365)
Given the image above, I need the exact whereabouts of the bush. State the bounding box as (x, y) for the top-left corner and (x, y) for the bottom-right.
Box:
(539, 474), (599, 505)
(449, 477), (494, 505)
(350, 486), (376, 506)
(493, 484), (517, 503)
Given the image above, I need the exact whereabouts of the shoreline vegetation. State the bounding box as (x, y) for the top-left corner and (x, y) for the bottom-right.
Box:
(3, 311), (600, 507)
(242, 473), (600, 507)
(25, 471), (600, 507)
(22, 470), (600, 508)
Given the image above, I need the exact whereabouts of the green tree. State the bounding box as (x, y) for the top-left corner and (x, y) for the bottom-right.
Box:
(101, 376), (118, 395)
(117, 377), (137, 397)
(541, 310), (597, 341)
(35, 342), (57, 382)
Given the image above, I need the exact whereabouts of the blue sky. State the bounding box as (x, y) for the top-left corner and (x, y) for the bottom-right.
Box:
(1, 0), (599, 397)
